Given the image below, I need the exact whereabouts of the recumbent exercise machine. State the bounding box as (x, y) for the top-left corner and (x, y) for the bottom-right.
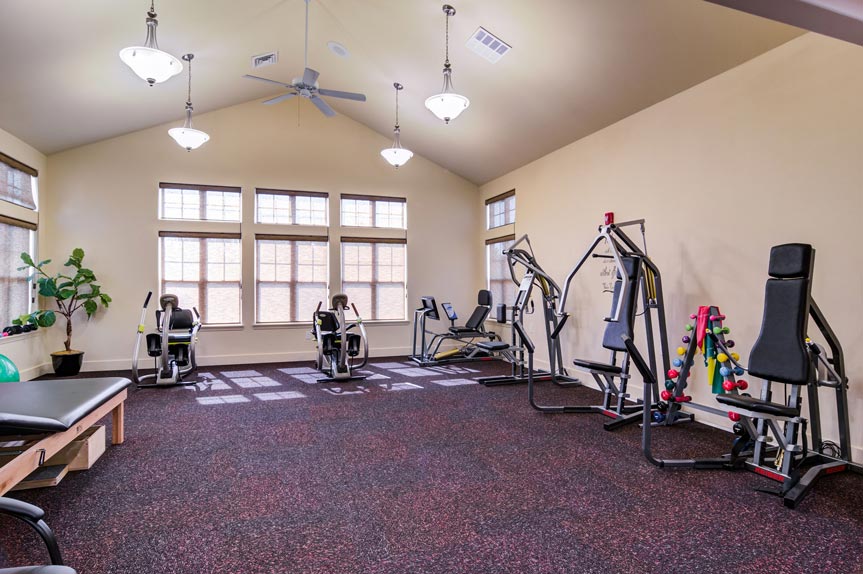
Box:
(132, 292), (201, 388)
(410, 290), (500, 366)
(311, 293), (369, 383)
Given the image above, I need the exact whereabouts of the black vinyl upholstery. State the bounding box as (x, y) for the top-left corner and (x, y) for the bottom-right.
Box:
(0, 378), (129, 435)
(316, 311), (339, 333)
(456, 290), (493, 332)
(477, 289), (492, 306)
(571, 358), (623, 374)
(169, 309), (194, 330)
(747, 244), (813, 385)
(716, 393), (800, 418)
(601, 257), (640, 353)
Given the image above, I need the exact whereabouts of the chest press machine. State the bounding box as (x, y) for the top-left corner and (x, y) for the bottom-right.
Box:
(626, 243), (862, 508)
(546, 219), (687, 431)
(132, 292), (201, 388)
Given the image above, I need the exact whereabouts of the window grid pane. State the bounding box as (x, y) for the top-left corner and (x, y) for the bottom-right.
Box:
(256, 238), (328, 323)
(486, 196), (516, 230)
(342, 241), (406, 320)
(161, 236), (242, 324)
(487, 239), (516, 308)
(257, 192), (328, 226)
(0, 223), (32, 323)
(159, 186), (241, 222)
(341, 197), (405, 229)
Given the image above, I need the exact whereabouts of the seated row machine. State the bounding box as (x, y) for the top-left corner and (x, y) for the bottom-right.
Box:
(312, 294), (368, 383)
(627, 243), (861, 508)
(132, 292), (201, 388)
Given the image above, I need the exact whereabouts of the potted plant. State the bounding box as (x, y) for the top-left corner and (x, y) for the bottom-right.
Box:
(15, 248), (112, 376)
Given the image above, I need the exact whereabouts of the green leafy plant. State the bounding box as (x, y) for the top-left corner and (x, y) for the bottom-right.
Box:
(14, 248), (112, 353)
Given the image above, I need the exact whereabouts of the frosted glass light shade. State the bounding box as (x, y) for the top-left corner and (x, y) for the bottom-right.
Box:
(424, 92), (469, 123)
(119, 46), (182, 85)
(381, 147), (414, 168)
(168, 127), (210, 151)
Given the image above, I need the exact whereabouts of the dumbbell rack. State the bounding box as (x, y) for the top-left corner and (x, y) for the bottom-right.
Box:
(662, 305), (757, 439)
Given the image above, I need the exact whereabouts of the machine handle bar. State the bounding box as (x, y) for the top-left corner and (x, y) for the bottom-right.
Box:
(550, 313), (569, 340)
(143, 291), (153, 308)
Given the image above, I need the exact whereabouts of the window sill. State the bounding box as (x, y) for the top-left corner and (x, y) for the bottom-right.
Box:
(253, 322), (313, 330)
(0, 329), (43, 347)
(200, 324), (244, 332)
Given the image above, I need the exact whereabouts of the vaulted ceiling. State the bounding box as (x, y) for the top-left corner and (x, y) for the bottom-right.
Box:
(0, 0), (802, 184)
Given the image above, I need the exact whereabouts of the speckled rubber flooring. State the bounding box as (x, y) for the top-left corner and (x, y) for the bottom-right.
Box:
(2, 358), (862, 574)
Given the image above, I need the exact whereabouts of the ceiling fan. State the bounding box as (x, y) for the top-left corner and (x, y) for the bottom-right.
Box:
(243, 0), (366, 117)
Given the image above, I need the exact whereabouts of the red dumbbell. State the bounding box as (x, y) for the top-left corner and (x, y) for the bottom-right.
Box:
(728, 412), (741, 422)
(660, 390), (672, 401)
(667, 369), (679, 379)
(673, 395), (692, 403)
(722, 379), (749, 392)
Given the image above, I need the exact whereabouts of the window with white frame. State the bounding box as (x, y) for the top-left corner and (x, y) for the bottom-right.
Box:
(256, 189), (328, 226)
(256, 236), (328, 323)
(486, 190), (516, 229)
(159, 183), (241, 222)
(340, 195), (406, 229)
(0, 152), (38, 324)
(160, 233), (242, 324)
(486, 235), (516, 308)
(341, 239), (406, 320)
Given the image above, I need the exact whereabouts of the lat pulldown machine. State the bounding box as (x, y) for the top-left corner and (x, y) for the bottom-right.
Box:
(477, 234), (578, 387)
(132, 292), (201, 388)
(626, 243), (862, 508)
(312, 293), (369, 383)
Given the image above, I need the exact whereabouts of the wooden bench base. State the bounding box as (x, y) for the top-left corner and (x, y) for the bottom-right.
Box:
(0, 389), (127, 496)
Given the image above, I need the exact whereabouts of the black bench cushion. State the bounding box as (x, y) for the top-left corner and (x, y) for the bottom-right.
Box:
(168, 333), (193, 344)
(0, 378), (130, 435)
(477, 341), (511, 352)
(716, 393), (800, 418)
(0, 567), (76, 573)
(572, 358), (623, 374)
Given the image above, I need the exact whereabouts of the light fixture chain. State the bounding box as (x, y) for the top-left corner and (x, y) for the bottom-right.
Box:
(186, 56), (192, 104)
(444, 10), (450, 66)
(395, 86), (399, 127)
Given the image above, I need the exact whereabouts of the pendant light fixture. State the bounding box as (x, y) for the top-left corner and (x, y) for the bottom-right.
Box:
(168, 54), (210, 151)
(119, 1), (183, 86)
(381, 83), (414, 168)
(425, 4), (470, 124)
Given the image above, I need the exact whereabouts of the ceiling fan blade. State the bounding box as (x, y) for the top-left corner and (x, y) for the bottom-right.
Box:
(302, 67), (320, 86)
(317, 88), (367, 102)
(263, 93), (298, 105)
(310, 96), (336, 117)
(243, 74), (291, 87)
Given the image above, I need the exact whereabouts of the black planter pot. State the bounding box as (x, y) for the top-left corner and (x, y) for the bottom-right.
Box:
(50, 351), (84, 377)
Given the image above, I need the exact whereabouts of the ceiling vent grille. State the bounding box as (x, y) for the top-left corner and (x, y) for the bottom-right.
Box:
(465, 27), (510, 64)
(251, 51), (279, 69)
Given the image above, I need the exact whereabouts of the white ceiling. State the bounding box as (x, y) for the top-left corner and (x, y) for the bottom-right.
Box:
(0, 0), (802, 184)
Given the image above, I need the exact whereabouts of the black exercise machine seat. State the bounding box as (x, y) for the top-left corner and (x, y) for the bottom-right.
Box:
(572, 256), (640, 373)
(476, 341), (511, 352)
(718, 243), (815, 417)
(0, 498), (75, 573)
(0, 378), (130, 435)
(449, 290), (493, 335)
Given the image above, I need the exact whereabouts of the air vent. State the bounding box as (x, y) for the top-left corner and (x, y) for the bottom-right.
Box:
(251, 51), (279, 69)
(465, 27), (510, 64)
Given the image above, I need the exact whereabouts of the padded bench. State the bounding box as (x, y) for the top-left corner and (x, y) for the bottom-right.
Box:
(0, 378), (130, 495)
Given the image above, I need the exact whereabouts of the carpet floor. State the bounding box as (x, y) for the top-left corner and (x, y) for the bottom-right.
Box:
(1, 357), (862, 574)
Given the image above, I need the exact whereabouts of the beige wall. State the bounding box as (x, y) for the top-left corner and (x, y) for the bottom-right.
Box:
(0, 127), (50, 379)
(478, 33), (863, 457)
(44, 98), (479, 371)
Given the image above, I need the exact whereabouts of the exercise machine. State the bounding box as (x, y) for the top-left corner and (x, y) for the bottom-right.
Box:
(477, 235), (578, 387)
(627, 243), (862, 508)
(410, 291), (500, 366)
(552, 218), (685, 430)
(311, 293), (368, 383)
(132, 292), (200, 388)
